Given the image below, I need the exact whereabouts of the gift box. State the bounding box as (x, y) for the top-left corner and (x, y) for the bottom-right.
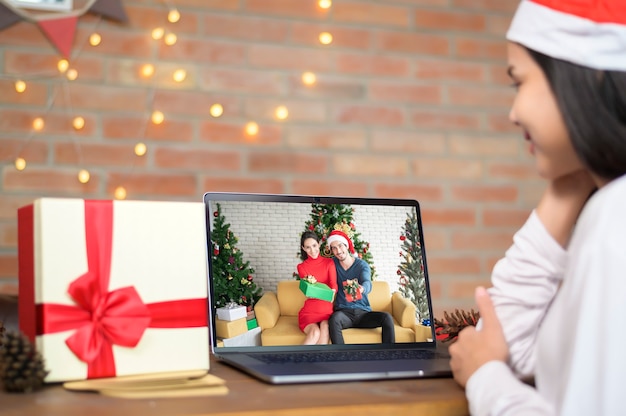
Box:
(221, 327), (261, 347)
(17, 198), (210, 383)
(215, 318), (247, 339)
(246, 318), (258, 330)
(343, 279), (362, 302)
(216, 304), (247, 321)
(299, 279), (334, 302)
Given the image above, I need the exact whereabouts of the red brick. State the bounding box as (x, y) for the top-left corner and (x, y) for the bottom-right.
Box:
(248, 45), (333, 71)
(415, 59), (486, 82)
(249, 152), (329, 174)
(451, 184), (518, 202)
(244, 98), (326, 123)
(374, 183), (443, 202)
(158, 38), (246, 66)
(124, 5), (199, 34)
(487, 14), (514, 36)
(369, 82), (441, 104)
(171, 0), (239, 10)
(448, 85), (513, 108)
(291, 22), (371, 50)
(370, 131), (446, 154)
(202, 14), (290, 42)
(102, 115), (194, 142)
(0, 196), (39, 220)
(154, 147), (240, 171)
(333, 155), (409, 177)
(488, 112), (520, 133)
(291, 180), (369, 197)
(245, 0), (327, 19)
(3, 167), (100, 194)
(448, 135), (518, 157)
(428, 256), (481, 274)
(53, 84), (147, 112)
(0, 222), (17, 248)
(333, 2), (409, 27)
(415, 10), (486, 32)
(0, 139), (49, 164)
(285, 127), (367, 150)
(451, 230), (513, 250)
(107, 173), (197, 197)
(0, 21), (50, 49)
(456, 37), (507, 61)
(331, 104), (405, 126)
(200, 121), (282, 146)
(0, 109), (96, 137)
(421, 229), (447, 251)
(447, 278), (493, 299)
(452, 0), (519, 14)
(336, 53), (410, 77)
(54, 142), (148, 167)
(153, 90), (241, 117)
(6, 49), (103, 83)
(483, 209), (530, 228)
(0, 79), (47, 106)
(422, 209), (476, 226)
(203, 177), (285, 194)
(488, 161), (538, 180)
(411, 109), (482, 131)
(412, 159), (483, 179)
(0, 254), (17, 277)
(201, 68), (286, 95)
(376, 32), (449, 56)
(288, 75), (366, 100)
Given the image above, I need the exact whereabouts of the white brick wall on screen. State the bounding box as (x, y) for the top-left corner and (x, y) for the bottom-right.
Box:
(211, 201), (420, 296)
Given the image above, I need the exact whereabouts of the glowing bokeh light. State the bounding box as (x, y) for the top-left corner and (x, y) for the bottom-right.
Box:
(15, 158), (26, 171)
(135, 142), (147, 156)
(319, 32), (333, 45)
(210, 104), (224, 118)
(78, 169), (90, 184)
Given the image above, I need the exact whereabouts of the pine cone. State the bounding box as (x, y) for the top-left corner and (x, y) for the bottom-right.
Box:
(0, 329), (48, 393)
(434, 308), (480, 343)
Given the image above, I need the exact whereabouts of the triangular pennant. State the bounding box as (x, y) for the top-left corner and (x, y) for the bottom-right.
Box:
(0, 2), (21, 31)
(37, 16), (78, 58)
(89, 0), (128, 22)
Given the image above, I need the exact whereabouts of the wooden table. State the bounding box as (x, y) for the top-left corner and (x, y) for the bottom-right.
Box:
(0, 356), (468, 416)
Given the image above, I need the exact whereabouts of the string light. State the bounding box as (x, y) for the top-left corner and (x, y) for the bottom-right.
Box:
(15, 158), (26, 171)
(66, 68), (78, 81)
(57, 59), (69, 73)
(114, 186), (127, 200)
(245, 121), (259, 136)
(164, 33), (177, 46)
(275, 105), (289, 120)
(210, 104), (223, 118)
(78, 169), (90, 184)
(89, 33), (101, 46)
(141, 64), (155, 78)
(134, 142), (147, 156)
(72, 116), (85, 130)
(319, 32), (333, 45)
(15, 80), (26, 93)
(318, 0), (332, 9)
(168, 9), (180, 23)
(152, 27), (164, 40)
(173, 69), (186, 82)
(32, 117), (44, 131)
(302, 72), (316, 86)
(151, 110), (164, 124)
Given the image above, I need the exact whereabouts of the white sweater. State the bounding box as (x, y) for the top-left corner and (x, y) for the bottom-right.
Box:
(466, 174), (626, 415)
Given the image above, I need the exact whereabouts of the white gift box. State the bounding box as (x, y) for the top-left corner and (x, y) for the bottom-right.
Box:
(216, 305), (247, 321)
(18, 198), (210, 383)
(222, 327), (262, 347)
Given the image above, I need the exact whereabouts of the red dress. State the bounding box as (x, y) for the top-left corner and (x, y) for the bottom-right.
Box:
(297, 256), (338, 332)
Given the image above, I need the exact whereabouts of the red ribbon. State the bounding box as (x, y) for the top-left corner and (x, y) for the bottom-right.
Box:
(36, 200), (208, 378)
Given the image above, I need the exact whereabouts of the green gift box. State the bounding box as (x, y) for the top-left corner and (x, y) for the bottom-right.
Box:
(246, 318), (258, 330)
(299, 279), (334, 302)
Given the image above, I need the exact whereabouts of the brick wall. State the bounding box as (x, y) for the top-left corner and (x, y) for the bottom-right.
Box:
(0, 0), (541, 315)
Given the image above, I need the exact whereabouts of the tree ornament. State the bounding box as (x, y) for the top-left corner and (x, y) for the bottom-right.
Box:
(397, 211), (429, 323)
(434, 309), (480, 343)
(0, 329), (48, 393)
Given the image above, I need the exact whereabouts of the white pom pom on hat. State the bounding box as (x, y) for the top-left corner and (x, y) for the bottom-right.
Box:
(506, 0), (626, 71)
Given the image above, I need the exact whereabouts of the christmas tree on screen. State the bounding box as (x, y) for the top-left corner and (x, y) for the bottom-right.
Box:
(210, 203), (262, 308)
(397, 211), (430, 323)
(301, 203), (376, 279)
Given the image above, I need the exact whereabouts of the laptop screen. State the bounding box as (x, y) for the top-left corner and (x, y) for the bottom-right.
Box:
(204, 193), (436, 350)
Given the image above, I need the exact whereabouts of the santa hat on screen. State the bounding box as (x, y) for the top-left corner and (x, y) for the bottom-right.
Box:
(326, 230), (355, 254)
(507, 0), (626, 71)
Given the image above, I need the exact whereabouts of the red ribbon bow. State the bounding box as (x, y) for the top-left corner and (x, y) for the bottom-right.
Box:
(37, 200), (207, 378)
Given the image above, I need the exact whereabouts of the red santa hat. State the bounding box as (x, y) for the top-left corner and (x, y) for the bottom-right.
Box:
(506, 0), (626, 71)
(326, 230), (355, 254)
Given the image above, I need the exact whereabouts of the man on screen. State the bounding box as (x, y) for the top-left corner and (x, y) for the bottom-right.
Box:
(327, 230), (395, 344)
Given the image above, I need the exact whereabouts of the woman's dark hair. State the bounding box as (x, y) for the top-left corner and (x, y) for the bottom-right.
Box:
(300, 230), (320, 261)
(527, 48), (626, 180)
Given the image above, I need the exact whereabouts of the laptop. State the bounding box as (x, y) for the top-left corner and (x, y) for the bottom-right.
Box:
(203, 192), (452, 384)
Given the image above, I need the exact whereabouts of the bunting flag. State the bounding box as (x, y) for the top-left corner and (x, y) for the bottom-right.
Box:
(0, 0), (128, 57)
(0, 1), (20, 31)
(37, 16), (78, 58)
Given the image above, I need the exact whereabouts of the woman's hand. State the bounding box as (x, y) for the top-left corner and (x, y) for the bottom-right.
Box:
(449, 287), (509, 388)
(536, 169), (597, 247)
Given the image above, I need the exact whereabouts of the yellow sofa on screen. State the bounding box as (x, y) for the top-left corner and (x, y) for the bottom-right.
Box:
(254, 280), (432, 346)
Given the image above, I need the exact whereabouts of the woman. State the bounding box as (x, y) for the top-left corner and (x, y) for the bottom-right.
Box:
(449, 0), (626, 414)
(297, 230), (338, 345)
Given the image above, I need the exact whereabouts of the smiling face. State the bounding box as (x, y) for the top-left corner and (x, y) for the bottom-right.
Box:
(302, 237), (320, 259)
(329, 241), (349, 262)
(507, 42), (585, 180)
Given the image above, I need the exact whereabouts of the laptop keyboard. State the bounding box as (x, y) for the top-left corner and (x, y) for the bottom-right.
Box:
(253, 348), (449, 364)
